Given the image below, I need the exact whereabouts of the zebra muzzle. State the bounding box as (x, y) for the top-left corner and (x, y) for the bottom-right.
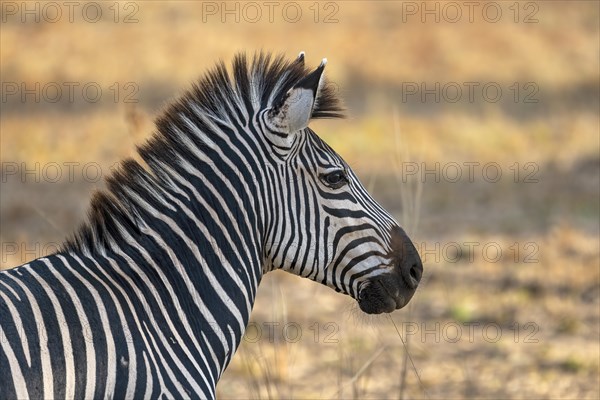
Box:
(357, 227), (423, 314)
(358, 277), (407, 314)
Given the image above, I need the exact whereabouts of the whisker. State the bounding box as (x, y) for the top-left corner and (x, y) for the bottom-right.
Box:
(387, 314), (429, 399)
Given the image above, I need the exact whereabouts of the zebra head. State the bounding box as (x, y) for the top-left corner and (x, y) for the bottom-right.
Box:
(260, 53), (423, 314)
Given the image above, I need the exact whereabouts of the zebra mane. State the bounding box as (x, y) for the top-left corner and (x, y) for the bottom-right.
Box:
(158, 51), (344, 129)
(60, 51), (344, 255)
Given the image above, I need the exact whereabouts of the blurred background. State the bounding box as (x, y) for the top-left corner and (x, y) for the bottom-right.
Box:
(1, 1), (598, 398)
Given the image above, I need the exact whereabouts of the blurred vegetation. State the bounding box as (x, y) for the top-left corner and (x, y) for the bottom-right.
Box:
(1, 1), (598, 398)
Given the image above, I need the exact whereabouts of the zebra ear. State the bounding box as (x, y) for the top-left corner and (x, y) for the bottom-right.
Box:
(268, 59), (326, 135)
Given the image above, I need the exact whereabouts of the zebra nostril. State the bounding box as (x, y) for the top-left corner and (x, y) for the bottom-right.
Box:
(409, 264), (421, 283)
(402, 260), (422, 289)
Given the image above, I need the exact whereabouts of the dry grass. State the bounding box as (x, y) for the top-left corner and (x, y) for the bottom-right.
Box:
(1, 1), (598, 398)
(217, 226), (599, 399)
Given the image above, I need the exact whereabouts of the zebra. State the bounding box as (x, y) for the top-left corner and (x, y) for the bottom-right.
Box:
(0, 51), (423, 399)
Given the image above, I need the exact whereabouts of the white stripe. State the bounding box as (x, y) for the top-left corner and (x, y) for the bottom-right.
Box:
(201, 332), (219, 399)
(0, 282), (31, 367)
(0, 326), (29, 398)
(81, 256), (138, 398)
(142, 320), (190, 397)
(0, 279), (21, 301)
(30, 262), (76, 399)
(50, 255), (97, 399)
(69, 254), (116, 397)
(141, 351), (153, 399)
(6, 271), (54, 398)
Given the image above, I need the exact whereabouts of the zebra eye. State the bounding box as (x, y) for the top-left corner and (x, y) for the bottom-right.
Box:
(321, 170), (348, 188)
